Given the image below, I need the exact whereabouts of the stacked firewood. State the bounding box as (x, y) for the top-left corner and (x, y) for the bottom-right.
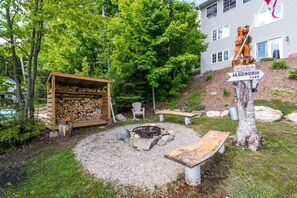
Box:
(55, 97), (103, 121)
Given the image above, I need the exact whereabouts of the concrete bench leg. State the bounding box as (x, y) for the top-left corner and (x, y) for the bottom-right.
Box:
(185, 117), (191, 125)
(159, 114), (165, 122)
(185, 165), (201, 186)
(218, 144), (225, 154)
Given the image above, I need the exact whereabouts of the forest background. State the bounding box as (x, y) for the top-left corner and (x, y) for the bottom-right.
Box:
(0, 0), (207, 150)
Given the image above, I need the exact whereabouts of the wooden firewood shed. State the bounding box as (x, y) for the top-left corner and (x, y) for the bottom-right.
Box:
(46, 72), (111, 130)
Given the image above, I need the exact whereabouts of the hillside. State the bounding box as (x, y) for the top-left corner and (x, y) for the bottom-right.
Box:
(180, 57), (297, 111)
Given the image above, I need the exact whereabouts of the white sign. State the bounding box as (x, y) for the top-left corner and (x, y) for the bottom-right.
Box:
(233, 64), (256, 72)
(228, 70), (264, 82)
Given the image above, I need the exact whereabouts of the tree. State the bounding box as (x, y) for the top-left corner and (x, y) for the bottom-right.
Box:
(1, 1), (23, 109)
(41, 0), (118, 78)
(1, 0), (52, 117)
(111, 0), (207, 107)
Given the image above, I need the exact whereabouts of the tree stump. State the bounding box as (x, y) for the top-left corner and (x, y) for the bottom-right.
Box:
(58, 122), (73, 137)
(235, 80), (261, 150)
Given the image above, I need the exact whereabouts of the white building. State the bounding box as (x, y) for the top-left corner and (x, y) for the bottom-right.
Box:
(198, 0), (296, 73)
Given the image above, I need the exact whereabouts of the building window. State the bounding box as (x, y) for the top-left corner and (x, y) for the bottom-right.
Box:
(256, 37), (282, 61)
(223, 0), (236, 12)
(211, 50), (229, 63)
(243, 0), (251, 3)
(212, 30), (217, 41)
(212, 25), (230, 42)
(255, 3), (283, 27)
(212, 53), (217, 63)
(206, 3), (217, 19)
(224, 50), (229, 61)
(218, 52), (223, 62)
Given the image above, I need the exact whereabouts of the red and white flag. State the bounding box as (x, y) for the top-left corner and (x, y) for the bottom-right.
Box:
(264, 0), (278, 18)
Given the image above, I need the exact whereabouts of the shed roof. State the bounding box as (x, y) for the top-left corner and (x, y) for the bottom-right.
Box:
(46, 72), (110, 88)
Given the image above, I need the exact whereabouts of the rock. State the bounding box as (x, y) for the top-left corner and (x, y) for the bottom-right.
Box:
(254, 106), (283, 122)
(168, 130), (175, 136)
(116, 128), (130, 141)
(49, 131), (59, 138)
(192, 111), (205, 117)
(206, 111), (221, 117)
(115, 114), (127, 121)
(133, 138), (156, 151)
(160, 128), (167, 135)
(161, 134), (174, 142)
(247, 132), (262, 152)
(134, 134), (140, 139)
(285, 112), (297, 124)
(220, 110), (229, 117)
(157, 139), (167, 146)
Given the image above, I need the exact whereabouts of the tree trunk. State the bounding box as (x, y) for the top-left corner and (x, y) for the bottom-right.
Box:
(5, 7), (23, 110)
(24, 0), (44, 118)
(235, 80), (261, 151)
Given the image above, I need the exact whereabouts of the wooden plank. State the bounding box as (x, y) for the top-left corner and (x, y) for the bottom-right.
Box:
(46, 71), (111, 85)
(49, 119), (108, 130)
(155, 110), (197, 117)
(52, 75), (56, 128)
(55, 91), (104, 95)
(107, 82), (111, 121)
(165, 131), (229, 168)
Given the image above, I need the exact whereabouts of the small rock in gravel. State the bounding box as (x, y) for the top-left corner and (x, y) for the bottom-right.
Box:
(157, 139), (167, 146)
(116, 128), (130, 141)
(161, 135), (174, 142)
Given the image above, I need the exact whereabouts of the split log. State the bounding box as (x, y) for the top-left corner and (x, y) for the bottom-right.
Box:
(58, 122), (73, 137)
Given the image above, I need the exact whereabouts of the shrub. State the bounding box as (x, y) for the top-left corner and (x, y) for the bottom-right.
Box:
(185, 90), (205, 111)
(223, 88), (230, 97)
(272, 60), (288, 69)
(0, 116), (45, 153)
(206, 75), (213, 82)
(260, 57), (275, 62)
(289, 69), (297, 80)
(190, 68), (200, 76)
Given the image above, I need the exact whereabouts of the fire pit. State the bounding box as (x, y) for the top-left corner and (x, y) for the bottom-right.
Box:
(132, 126), (163, 139)
(116, 124), (175, 151)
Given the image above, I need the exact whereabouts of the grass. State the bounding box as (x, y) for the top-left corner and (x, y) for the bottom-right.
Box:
(270, 88), (295, 97)
(4, 148), (116, 198)
(3, 116), (297, 197)
(254, 99), (297, 115)
(185, 90), (205, 111)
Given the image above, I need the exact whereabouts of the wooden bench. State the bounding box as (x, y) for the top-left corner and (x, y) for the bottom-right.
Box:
(155, 110), (197, 125)
(164, 130), (230, 186)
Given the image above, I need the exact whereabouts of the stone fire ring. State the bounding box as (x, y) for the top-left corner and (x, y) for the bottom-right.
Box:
(73, 123), (200, 191)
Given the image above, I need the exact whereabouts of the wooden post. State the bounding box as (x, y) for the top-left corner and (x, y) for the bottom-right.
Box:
(51, 75), (56, 129)
(107, 82), (111, 122)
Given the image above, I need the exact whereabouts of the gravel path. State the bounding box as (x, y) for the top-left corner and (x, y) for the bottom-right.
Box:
(73, 123), (200, 191)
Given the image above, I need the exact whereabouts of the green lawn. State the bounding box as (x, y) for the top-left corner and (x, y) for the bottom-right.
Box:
(3, 116), (297, 197)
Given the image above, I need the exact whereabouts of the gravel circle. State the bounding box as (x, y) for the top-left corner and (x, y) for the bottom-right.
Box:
(73, 123), (200, 191)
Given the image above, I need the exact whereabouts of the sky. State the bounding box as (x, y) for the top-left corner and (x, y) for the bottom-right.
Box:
(180, 0), (206, 6)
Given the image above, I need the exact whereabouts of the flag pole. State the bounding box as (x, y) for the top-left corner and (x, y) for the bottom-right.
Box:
(234, 1), (265, 60)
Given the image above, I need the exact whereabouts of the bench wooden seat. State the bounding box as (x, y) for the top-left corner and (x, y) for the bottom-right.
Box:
(164, 130), (230, 186)
(155, 110), (197, 125)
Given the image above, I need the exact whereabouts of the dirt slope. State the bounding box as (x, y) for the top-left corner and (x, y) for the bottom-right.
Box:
(180, 58), (297, 111)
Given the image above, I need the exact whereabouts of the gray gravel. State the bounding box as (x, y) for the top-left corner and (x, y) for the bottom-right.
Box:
(73, 123), (200, 191)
